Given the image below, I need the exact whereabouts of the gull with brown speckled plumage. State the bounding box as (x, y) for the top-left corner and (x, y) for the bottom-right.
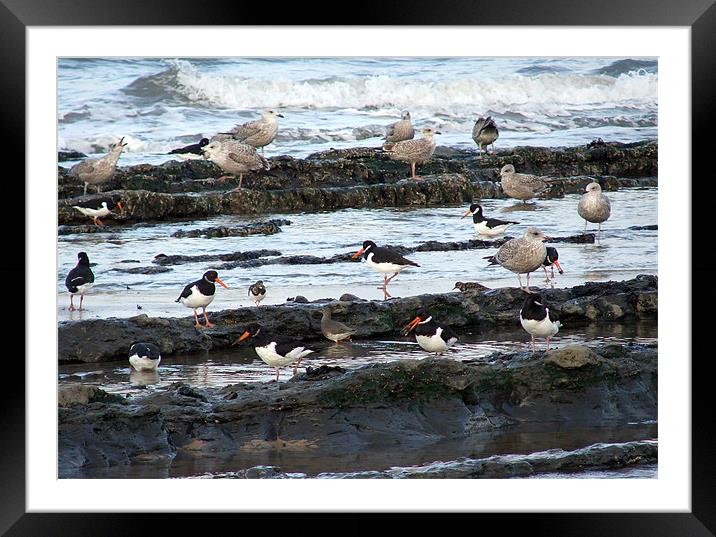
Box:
(382, 127), (440, 180)
(484, 227), (551, 292)
(499, 164), (549, 203)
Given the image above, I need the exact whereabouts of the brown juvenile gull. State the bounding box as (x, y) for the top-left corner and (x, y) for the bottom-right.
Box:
(499, 164), (549, 203)
(472, 116), (499, 156)
(69, 137), (127, 195)
(382, 127), (440, 180)
(578, 181), (611, 233)
(202, 139), (270, 191)
(321, 306), (356, 343)
(384, 111), (415, 143)
(484, 227), (551, 292)
(214, 109), (284, 153)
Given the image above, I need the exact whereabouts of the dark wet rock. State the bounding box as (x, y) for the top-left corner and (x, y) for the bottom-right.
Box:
(58, 150), (88, 162)
(58, 276), (657, 363)
(544, 345), (601, 369)
(339, 293), (365, 302)
(550, 233), (596, 244)
(111, 266), (173, 275)
(296, 365), (347, 381)
(629, 224), (658, 231)
(172, 219), (292, 238)
(58, 384), (126, 407)
(119, 259), (141, 264)
(58, 224), (123, 235)
(58, 342), (657, 477)
(287, 296), (309, 303)
(153, 249), (282, 267)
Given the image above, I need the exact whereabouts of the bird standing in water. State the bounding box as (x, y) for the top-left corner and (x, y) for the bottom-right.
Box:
(65, 252), (95, 311)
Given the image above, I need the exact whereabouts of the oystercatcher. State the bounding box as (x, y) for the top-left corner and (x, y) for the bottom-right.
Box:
(128, 342), (161, 371)
(403, 308), (458, 355)
(72, 196), (123, 226)
(484, 227), (551, 292)
(168, 137), (209, 157)
(321, 306), (356, 343)
(235, 322), (315, 381)
(578, 181), (611, 233)
(248, 280), (267, 307)
(352, 240), (420, 298)
(519, 293), (562, 352)
(65, 252), (95, 311)
(461, 203), (519, 236)
(542, 247), (564, 281)
(175, 270), (229, 328)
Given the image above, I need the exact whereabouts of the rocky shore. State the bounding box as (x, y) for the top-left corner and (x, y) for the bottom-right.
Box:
(58, 275), (657, 363)
(57, 141), (657, 225)
(58, 341), (658, 478)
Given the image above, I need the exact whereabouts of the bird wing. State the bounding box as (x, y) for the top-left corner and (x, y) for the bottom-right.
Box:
(518, 173), (549, 192)
(472, 118), (487, 139)
(373, 246), (420, 267)
(71, 197), (114, 209)
(389, 138), (430, 159)
(440, 325), (459, 343)
(69, 159), (97, 177)
(274, 336), (308, 357)
(176, 282), (195, 302)
(232, 119), (265, 141)
(486, 216), (519, 227)
(495, 238), (521, 264)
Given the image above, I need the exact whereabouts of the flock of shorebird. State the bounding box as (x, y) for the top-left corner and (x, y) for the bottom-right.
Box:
(62, 110), (613, 381)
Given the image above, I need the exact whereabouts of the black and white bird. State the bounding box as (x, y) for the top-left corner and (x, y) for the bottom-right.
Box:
(248, 280), (267, 307)
(72, 196), (123, 227)
(128, 343), (161, 371)
(235, 323), (315, 381)
(65, 252), (95, 311)
(542, 247), (564, 281)
(461, 203), (519, 236)
(519, 293), (562, 352)
(403, 308), (458, 355)
(352, 240), (420, 299)
(167, 138), (209, 158)
(175, 270), (229, 329)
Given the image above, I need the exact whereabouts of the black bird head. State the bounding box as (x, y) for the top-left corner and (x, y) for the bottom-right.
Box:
(403, 307), (432, 335)
(199, 138), (210, 147)
(462, 203), (482, 218)
(544, 247), (564, 274)
(234, 322), (263, 345)
(77, 252), (90, 265)
(203, 270), (229, 288)
(352, 240), (377, 259)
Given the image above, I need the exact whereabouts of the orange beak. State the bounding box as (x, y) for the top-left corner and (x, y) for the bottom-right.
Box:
(215, 277), (229, 289)
(116, 202), (124, 212)
(352, 247), (365, 259)
(554, 260), (564, 274)
(461, 208), (472, 219)
(235, 330), (251, 344)
(402, 316), (422, 335)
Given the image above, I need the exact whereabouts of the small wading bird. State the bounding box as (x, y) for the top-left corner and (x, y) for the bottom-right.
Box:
(352, 240), (420, 299)
(499, 164), (549, 203)
(69, 137), (127, 195)
(577, 181), (611, 234)
(72, 195), (123, 227)
(485, 227), (551, 292)
(65, 251), (94, 311)
(472, 116), (499, 156)
(519, 293), (562, 352)
(384, 111), (415, 143)
(202, 139), (270, 191)
(403, 308), (458, 355)
(462, 203), (519, 236)
(215, 109), (284, 153)
(248, 280), (267, 307)
(235, 322), (315, 381)
(382, 127), (440, 180)
(128, 342), (162, 372)
(542, 246), (564, 281)
(320, 306), (356, 343)
(453, 281), (490, 293)
(175, 270), (229, 329)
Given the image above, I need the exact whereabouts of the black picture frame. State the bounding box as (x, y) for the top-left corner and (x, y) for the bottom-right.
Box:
(5, 0), (712, 534)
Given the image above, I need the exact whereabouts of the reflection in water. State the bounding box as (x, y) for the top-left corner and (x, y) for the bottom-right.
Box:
(501, 202), (540, 213)
(129, 369), (160, 387)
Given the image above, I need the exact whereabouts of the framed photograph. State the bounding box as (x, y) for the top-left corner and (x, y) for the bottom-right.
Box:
(6, 0), (713, 533)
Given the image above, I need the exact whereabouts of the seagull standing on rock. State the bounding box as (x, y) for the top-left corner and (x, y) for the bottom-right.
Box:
(578, 181), (611, 234)
(499, 164), (549, 203)
(485, 227), (551, 292)
(215, 109), (283, 153)
(382, 127), (440, 180)
(69, 137), (127, 195)
(202, 139), (270, 191)
(472, 116), (499, 156)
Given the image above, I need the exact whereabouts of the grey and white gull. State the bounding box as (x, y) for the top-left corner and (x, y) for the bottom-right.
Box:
(485, 227), (551, 292)
(578, 181), (611, 233)
(214, 109), (283, 153)
(69, 137), (127, 195)
(499, 164), (550, 203)
(384, 111), (415, 143)
(202, 139), (270, 191)
(472, 116), (499, 156)
(382, 127), (440, 180)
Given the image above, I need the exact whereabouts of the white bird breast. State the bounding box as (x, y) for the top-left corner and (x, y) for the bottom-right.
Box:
(365, 253), (408, 274)
(415, 328), (456, 354)
(74, 282), (93, 295)
(255, 343), (314, 367)
(129, 354), (161, 371)
(474, 221), (512, 236)
(74, 204), (110, 218)
(180, 286), (215, 309)
(520, 313), (560, 338)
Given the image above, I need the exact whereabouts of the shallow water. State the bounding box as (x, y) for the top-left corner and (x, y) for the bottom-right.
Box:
(58, 57), (657, 166)
(57, 188), (657, 319)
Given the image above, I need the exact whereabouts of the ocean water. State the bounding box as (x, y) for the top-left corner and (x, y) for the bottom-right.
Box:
(57, 57), (657, 164)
